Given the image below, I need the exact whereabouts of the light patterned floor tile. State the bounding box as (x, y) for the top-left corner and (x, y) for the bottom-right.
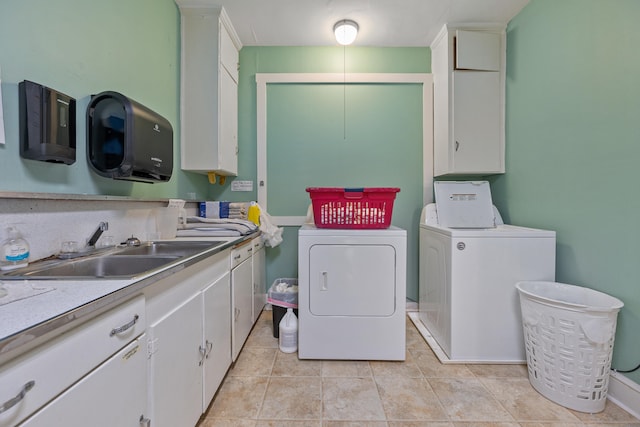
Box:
(322, 377), (387, 421)
(465, 364), (528, 378)
(375, 376), (448, 421)
(229, 347), (278, 376)
(428, 378), (514, 422)
(272, 351), (322, 377)
(322, 360), (372, 378)
(259, 376), (322, 420)
(197, 314), (640, 427)
(410, 348), (475, 379)
(370, 351), (423, 378)
(479, 377), (582, 422)
(205, 376), (268, 419)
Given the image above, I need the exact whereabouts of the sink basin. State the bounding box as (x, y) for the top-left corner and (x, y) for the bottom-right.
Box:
(7, 255), (181, 279)
(113, 241), (226, 257)
(0, 240), (229, 280)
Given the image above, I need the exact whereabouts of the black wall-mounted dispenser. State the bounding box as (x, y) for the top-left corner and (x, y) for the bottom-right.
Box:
(19, 80), (76, 164)
(86, 91), (173, 183)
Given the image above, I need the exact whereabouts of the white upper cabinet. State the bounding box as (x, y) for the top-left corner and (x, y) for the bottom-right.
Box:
(177, 4), (242, 182)
(432, 24), (505, 176)
(455, 30), (501, 71)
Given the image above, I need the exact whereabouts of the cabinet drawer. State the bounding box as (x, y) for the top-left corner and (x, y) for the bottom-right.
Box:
(20, 336), (147, 427)
(231, 241), (252, 268)
(252, 237), (264, 252)
(0, 295), (145, 427)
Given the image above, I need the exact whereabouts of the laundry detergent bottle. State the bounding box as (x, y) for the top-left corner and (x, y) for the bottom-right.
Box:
(1, 226), (30, 271)
(278, 308), (298, 353)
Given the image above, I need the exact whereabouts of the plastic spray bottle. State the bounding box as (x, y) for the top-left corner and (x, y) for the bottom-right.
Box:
(1, 226), (30, 271)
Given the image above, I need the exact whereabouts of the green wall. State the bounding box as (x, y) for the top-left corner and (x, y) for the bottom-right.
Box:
(211, 47), (431, 299)
(0, 0), (209, 199)
(493, 0), (640, 383)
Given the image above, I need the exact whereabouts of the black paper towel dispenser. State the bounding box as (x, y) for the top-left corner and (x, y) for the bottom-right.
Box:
(86, 91), (173, 183)
(19, 80), (76, 165)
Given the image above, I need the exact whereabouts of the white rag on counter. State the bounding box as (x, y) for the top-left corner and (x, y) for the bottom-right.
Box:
(176, 217), (258, 237)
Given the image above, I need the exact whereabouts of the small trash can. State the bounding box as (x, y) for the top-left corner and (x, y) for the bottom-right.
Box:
(267, 278), (298, 338)
(515, 281), (624, 413)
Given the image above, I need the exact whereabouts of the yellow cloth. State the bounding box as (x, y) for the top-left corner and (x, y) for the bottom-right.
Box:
(248, 204), (261, 225)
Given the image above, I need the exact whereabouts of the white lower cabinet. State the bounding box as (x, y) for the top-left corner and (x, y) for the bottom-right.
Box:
(202, 274), (232, 409)
(251, 237), (266, 323)
(20, 336), (148, 427)
(231, 242), (253, 361)
(0, 296), (146, 427)
(148, 293), (203, 427)
(145, 250), (232, 427)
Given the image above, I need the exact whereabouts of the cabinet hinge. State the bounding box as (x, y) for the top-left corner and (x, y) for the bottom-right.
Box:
(147, 338), (158, 359)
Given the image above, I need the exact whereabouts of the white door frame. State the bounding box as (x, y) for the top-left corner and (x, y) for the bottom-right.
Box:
(255, 73), (433, 226)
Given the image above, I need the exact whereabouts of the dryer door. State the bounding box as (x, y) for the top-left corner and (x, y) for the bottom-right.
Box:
(308, 244), (396, 316)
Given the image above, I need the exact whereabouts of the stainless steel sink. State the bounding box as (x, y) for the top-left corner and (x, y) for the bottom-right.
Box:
(113, 241), (226, 257)
(8, 255), (181, 279)
(1, 240), (228, 280)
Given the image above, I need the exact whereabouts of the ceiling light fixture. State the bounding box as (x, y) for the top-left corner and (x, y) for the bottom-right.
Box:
(334, 19), (359, 45)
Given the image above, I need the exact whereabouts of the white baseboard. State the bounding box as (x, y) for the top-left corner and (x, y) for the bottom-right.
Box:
(608, 370), (640, 419)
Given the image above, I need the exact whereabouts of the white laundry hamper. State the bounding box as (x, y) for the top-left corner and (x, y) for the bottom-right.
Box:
(515, 281), (624, 413)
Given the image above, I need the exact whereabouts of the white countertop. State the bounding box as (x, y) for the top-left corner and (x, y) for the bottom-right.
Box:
(0, 235), (247, 362)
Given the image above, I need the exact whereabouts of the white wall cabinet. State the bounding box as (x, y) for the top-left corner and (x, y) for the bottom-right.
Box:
(145, 250), (231, 427)
(177, 4), (242, 181)
(432, 25), (505, 176)
(252, 236), (266, 323)
(231, 241), (254, 361)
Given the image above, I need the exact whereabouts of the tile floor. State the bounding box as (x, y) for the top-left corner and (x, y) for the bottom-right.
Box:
(198, 310), (640, 427)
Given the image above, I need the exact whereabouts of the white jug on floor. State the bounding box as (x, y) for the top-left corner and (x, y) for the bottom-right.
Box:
(279, 308), (298, 353)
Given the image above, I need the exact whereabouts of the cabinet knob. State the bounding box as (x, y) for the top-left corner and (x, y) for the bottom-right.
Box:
(455, 141), (460, 152)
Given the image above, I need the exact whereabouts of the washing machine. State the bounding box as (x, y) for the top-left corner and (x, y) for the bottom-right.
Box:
(417, 181), (556, 363)
(298, 224), (406, 360)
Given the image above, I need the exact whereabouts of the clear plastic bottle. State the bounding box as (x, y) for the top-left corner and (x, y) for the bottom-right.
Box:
(278, 307), (298, 353)
(1, 226), (30, 271)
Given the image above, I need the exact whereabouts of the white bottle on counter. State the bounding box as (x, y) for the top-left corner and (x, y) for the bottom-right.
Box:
(1, 226), (30, 271)
(279, 308), (298, 353)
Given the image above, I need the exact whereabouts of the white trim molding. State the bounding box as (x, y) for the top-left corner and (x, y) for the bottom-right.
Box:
(608, 371), (640, 419)
(255, 72), (433, 226)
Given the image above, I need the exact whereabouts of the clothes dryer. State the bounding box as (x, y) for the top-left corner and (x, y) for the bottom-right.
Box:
(298, 224), (406, 360)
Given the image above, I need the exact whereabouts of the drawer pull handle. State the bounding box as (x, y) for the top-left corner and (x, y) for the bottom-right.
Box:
(110, 314), (140, 337)
(0, 380), (35, 414)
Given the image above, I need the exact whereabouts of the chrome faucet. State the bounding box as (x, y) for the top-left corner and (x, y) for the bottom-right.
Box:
(87, 222), (109, 247)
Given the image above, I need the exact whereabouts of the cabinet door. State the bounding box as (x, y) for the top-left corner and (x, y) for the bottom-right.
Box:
(231, 257), (253, 361)
(252, 244), (266, 322)
(202, 272), (231, 410)
(220, 24), (238, 82)
(451, 71), (502, 173)
(148, 294), (202, 427)
(218, 67), (238, 175)
(21, 337), (147, 427)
